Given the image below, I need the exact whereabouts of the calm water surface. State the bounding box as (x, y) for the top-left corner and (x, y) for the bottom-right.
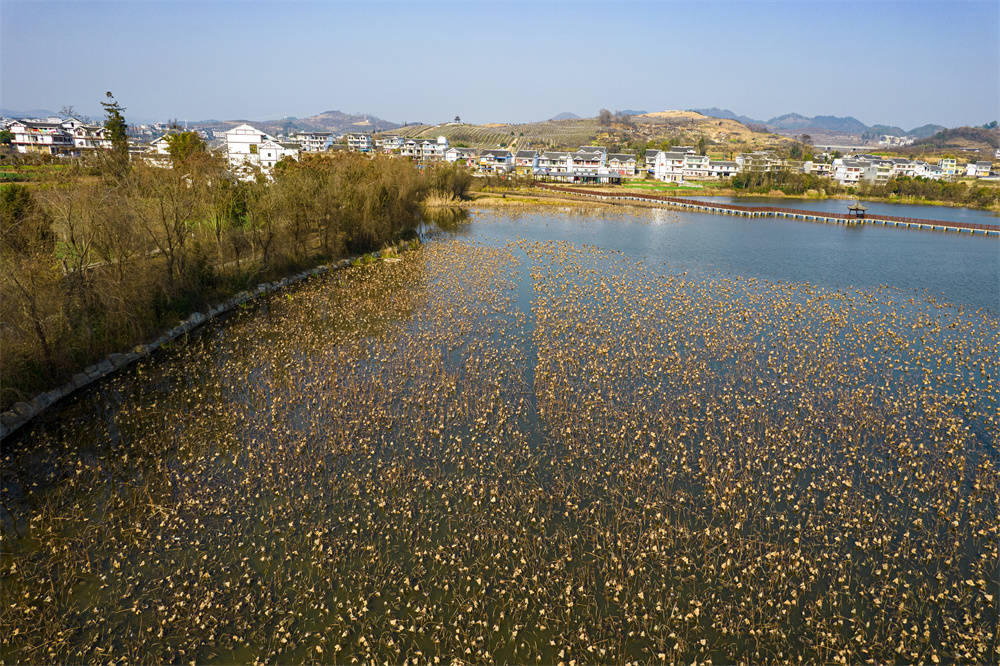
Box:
(461, 206), (999, 312)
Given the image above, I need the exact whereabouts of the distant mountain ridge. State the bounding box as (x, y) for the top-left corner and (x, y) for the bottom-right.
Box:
(766, 113), (868, 134)
(911, 126), (1000, 150)
(691, 107), (761, 126)
(693, 107), (949, 137)
(0, 108), (60, 119)
(189, 109), (402, 134)
(908, 124), (948, 139)
(550, 112), (581, 121)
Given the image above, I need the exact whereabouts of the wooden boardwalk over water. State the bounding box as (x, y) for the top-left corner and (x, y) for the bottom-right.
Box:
(535, 184), (1000, 237)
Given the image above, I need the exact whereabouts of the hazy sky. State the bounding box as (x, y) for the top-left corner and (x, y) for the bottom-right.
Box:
(1, 0), (997, 128)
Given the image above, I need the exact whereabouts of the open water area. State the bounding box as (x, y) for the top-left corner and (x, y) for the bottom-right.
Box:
(2, 206), (998, 664)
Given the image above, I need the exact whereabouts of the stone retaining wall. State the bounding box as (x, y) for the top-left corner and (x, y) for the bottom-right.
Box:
(0, 240), (416, 441)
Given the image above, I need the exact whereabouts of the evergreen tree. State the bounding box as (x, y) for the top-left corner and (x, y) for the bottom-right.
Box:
(101, 91), (129, 174)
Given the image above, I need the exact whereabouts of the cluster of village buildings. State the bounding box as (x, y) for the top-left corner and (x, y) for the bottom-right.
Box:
(4, 117), (113, 153)
(5, 117), (998, 186)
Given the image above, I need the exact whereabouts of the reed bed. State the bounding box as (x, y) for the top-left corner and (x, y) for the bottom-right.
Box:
(1, 234), (997, 664)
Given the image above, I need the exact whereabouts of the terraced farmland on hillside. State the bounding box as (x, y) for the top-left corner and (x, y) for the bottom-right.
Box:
(391, 119), (603, 150)
(386, 112), (789, 152)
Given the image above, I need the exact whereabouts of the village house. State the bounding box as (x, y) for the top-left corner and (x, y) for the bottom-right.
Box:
(444, 147), (477, 166)
(912, 162), (944, 180)
(802, 160), (833, 177)
(644, 149), (660, 174)
(938, 158), (959, 177)
(9, 119), (77, 155)
(61, 117), (111, 151)
(344, 133), (373, 152)
(141, 134), (175, 167)
(224, 123), (299, 178)
(293, 131), (333, 152)
(375, 135), (404, 153)
(653, 151), (688, 183)
(887, 158), (918, 178)
(606, 153), (637, 176)
(401, 139), (421, 159)
(862, 161), (893, 184)
(148, 134), (173, 155)
(478, 149), (514, 173)
(514, 150), (539, 175)
(420, 136), (450, 161)
(571, 148), (605, 173)
(708, 160), (739, 178)
(736, 151), (783, 173)
(682, 154), (710, 179)
(832, 158), (868, 186)
(538, 151), (572, 174)
(965, 161), (993, 178)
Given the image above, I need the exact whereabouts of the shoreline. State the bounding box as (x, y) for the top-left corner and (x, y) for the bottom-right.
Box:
(0, 238), (420, 442)
(468, 185), (1000, 217)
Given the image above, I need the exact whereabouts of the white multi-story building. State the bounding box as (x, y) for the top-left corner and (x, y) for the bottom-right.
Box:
(606, 153), (637, 176)
(682, 154), (710, 179)
(9, 118), (87, 155)
(62, 117), (111, 151)
(344, 133), (373, 152)
(736, 151), (783, 173)
(862, 161), (892, 184)
(571, 148), (605, 173)
(802, 161), (833, 177)
(293, 131), (333, 152)
(653, 151), (687, 183)
(708, 160), (739, 178)
(966, 161), (992, 178)
(478, 149), (514, 173)
(419, 136), (449, 161)
(375, 135), (404, 153)
(644, 149), (660, 174)
(224, 124), (299, 178)
(939, 158), (959, 177)
(886, 158), (918, 178)
(537, 151), (572, 174)
(832, 158), (868, 185)
(444, 147), (477, 166)
(401, 139), (421, 159)
(912, 162), (944, 180)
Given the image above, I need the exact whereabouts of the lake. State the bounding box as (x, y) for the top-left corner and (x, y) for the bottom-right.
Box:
(2, 206), (998, 663)
(460, 205), (1000, 312)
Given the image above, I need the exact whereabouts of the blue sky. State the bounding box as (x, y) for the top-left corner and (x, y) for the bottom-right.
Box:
(1, 0), (996, 128)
